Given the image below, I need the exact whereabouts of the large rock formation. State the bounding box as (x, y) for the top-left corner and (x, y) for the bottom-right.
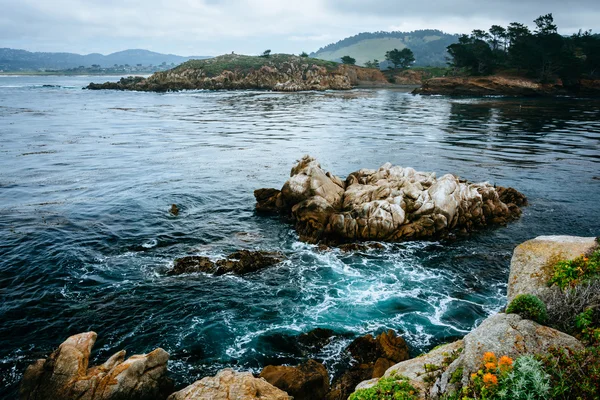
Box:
(20, 332), (172, 400)
(167, 369), (291, 400)
(86, 54), (388, 92)
(255, 156), (526, 243)
(507, 235), (598, 303)
(259, 359), (329, 400)
(168, 250), (285, 276)
(327, 330), (410, 400)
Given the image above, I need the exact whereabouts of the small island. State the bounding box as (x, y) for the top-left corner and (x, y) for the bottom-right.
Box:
(86, 53), (389, 92)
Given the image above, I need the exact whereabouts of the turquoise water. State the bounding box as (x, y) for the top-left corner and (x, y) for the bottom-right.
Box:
(0, 75), (599, 396)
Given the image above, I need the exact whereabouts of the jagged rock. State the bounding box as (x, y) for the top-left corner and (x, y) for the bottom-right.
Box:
(168, 251), (284, 276)
(327, 330), (409, 400)
(255, 156), (525, 243)
(167, 369), (291, 400)
(19, 332), (172, 400)
(169, 204), (179, 216)
(297, 328), (337, 353)
(259, 359), (329, 400)
(355, 340), (464, 395)
(338, 242), (385, 252)
(433, 313), (583, 398)
(507, 235), (598, 303)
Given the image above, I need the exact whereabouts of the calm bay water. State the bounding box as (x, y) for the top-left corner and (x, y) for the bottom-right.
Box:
(0, 75), (599, 397)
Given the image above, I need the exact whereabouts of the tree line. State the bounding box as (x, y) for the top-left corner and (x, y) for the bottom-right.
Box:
(447, 13), (600, 85)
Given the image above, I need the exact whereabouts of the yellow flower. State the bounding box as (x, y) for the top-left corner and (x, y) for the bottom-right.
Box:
(483, 373), (498, 386)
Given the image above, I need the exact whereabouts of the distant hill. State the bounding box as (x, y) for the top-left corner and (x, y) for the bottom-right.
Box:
(0, 48), (210, 71)
(311, 30), (459, 67)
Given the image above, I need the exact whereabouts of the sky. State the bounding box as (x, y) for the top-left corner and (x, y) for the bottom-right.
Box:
(1, 0), (599, 56)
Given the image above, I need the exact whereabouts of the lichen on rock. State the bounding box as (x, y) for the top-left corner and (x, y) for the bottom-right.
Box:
(255, 156), (526, 243)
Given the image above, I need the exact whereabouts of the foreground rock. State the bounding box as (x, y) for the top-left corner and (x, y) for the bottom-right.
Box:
(260, 359), (329, 400)
(87, 54), (388, 92)
(20, 332), (172, 400)
(255, 156), (526, 243)
(413, 75), (600, 97)
(327, 330), (409, 400)
(168, 250), (284, 276)
(507, 235), (598, 303)
(168, 369), (290, 400)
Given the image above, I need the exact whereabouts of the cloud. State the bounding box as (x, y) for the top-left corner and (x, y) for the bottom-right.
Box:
(0, 0), (598, 55)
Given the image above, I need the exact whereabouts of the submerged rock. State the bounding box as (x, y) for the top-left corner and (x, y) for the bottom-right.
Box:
(255, 156), (525, 243)
(259, 359), (329, 400)
(507, 235), (598, 303)
(20, 332), (172, 400)
(327, 330), (409, 400)
(168, 369), (291, 400)
(168, 250), (284, 276)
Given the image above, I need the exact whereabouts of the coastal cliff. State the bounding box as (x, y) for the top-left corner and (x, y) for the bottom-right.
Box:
(86, 54), (389, 92)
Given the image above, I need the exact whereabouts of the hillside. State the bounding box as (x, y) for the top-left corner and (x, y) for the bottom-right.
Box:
(87, 53), (389, 92)
(311, 30), (459, 67)
(0, 48), (210, 71)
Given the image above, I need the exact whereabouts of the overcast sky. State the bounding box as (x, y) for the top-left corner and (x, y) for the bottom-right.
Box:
(1, 0), (599, 56)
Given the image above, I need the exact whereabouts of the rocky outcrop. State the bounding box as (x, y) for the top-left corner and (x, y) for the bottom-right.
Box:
(259, 359), (329, 400)
(86, 54), (388, 92)
(433, 313), (582, 398)
(255, 156), (526, 243)
(507, 235), (598, 303)
(327, 330), (409, 400)
(413, 75), (600, 97)
(168, 369), (291, 400)
(168, 250), (285, 276)
(20, 332), (172, 400)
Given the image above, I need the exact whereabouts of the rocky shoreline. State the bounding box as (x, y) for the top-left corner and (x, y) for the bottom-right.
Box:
(19, 235), (598, 399)
(86, 54), (389, 92)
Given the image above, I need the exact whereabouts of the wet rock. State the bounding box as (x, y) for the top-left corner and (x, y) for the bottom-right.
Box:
(254, 188), (283, 213)
(297, 328), (337, 353)
(254, 156), (525, 243)
(259, 359), (329, 400)
(328, 330), (409, 400)
(169, 204), (179, 216)
(168, 368), (291, 400)
(338, 242), (385, 252)
(168, 251), (284, 276)
(168, 256), (216, 275)
(507, 235), (598, 303)
(434, 313), (582, 398)
(20, 331), (172, 400)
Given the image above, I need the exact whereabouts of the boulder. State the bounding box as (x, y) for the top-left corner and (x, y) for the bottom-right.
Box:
(255, 156), (525, 243)
(259, 359), (329, 400)
(297, 328), (338, 353)
(167, 369), (291, 400)
(327, 330), (409, 400)
(168, 251), (284, 276)
(433, 313), (583, 398)
(355, 340), (464, 395)
(20, 332), (172, 400)
(507, 235), (598, 303)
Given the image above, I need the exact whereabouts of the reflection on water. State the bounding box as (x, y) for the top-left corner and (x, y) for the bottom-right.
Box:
(0, 76), (599, 396)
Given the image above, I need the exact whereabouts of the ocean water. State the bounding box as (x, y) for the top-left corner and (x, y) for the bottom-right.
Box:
(0, 75), (599, 396)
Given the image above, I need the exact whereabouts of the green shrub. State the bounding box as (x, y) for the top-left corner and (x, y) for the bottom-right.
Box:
(538, 346), (600, 400)
(574, 307), (600, 344)
(349, 373), (419, 400)
(548, 248), (600, 289)
(506, 294), (548, 324)
(496, 355), (551, 400)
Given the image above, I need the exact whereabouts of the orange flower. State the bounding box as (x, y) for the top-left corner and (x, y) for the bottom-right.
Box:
(485, 362), (497, 371)
(483, 352), (497, 364)
(483, 373), (498, 386)
(498, 355), (513, 367)
(471, 373), (478, 380)
(583, 257), (589, 262)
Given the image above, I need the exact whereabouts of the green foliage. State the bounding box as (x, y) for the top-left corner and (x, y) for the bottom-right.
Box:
(385, 48), (415, 69)
(450, 367), (464, 384)
(300, 51), (309, 57)
(575, 307), (600, 344)
(341, 55), (356, 65)
(261, 49), (271, 58)
(446, 13), (600, 81)
(538, 346), (600, 400)
(506, 294), (548, 324)
(349, 374), (419, 400)
(548, 248), (600, 289)
(496, 355), (551, 400)
(175, 54), (339, 77)
(364, 59), (380, 69)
